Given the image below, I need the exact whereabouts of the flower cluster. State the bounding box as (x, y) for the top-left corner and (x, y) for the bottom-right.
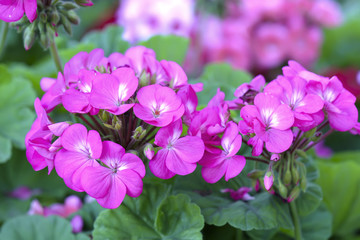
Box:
(116, 0), (195, 43)
(188, 0), (342, 71)
(28, 195), (83, 233)
(233, 60), (359, 200)
(26, 46), (246, 208)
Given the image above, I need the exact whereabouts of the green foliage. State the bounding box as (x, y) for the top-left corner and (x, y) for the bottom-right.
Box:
(316, 154), (360, 237)
(82, 25), (130, 55)
(92, 183), (204, 240)
(0, 71), (36, 163)
(0, 197), (31, 225)
(0, 215), (89, 240)
(72, 201), (104, 231)
(300, 205), (332, 240)
(140, 35), (190, 65)
(295, 183), (322, 216)
(194, 63), (252, 105)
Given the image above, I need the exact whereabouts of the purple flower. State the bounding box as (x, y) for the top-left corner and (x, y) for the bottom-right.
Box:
(221, 187), (254, 201)
(239, 93), (294, 155)
(54, 124), (102, 191)
(0, 0), (37, 23)
(149, 120), (205, 179)
(81, 141), (145, 209)
(90, 67), (138, 115)
(200, 122), (246, 183)
(133, 84), (184, 127)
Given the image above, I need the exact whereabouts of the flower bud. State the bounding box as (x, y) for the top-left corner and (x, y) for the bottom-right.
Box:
(132, 126), (146, 141)
(300, 177), (307, 192)
(23, 23), (37, 50)
(103, 123), (114, 130)
(127, 150), (139, 156)
(50, 10), (60, 25)
(264, 171), (274, 191)
(291, 165), (299, 184)
(62, 2), (78, 10)
(39, 12), (47, 23)
(247, 169), (265, 180)
(271, 153), (280, 161)
(295, 149), (307, 159)
(99, 110), (109, 123)
(287, 186), (301, 202)
(283, 167), (292, 185)
(304, 127), (317, 139)
(60, 15), (72, 35)
(277, 180), (288, 199)
(75, 0), (94, 7)
(310, 132), (322, 142)
(65, 10), (80, 25)
(143, 143), (154, 160)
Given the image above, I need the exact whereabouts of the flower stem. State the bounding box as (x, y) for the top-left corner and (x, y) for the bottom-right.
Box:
(304, 129), (334, 152)
(290, 201), (302, 240)
(245, 156), (269, 164)
(0, 22), (9, 57)
(49, 39), (63, 74)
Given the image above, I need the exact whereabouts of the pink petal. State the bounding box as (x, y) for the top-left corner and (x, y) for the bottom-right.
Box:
(265, 129), (293, 153)
(173, 136), (204, 163)
(96, 177), (127, 209)
(90, 74), (120, 109)
(61, 124), (87, 152)
(201, 161), (227, 183)
(224, 155), (246, 181)
(269, 104), (294, 130)
(149, 150), (176, 179)
(81, 166), (112, 198)
(111, 67), (138, 101)
(86, 49), (105, 70)
(0, 0), (24, 22)
(87, 130), (102, 158)
(296, 94), (324, 114)
(62, 89), (90, 114)
(48, 122), (70, 136)
(107, 103), (135, 115)
(221, 122), (242, 156)
(24, 0), (37, 22)
(100, 141), (125, 167)
(154, 119), (183, 147)
(121, 153), (146, 178)
(117, 169), (143, 197)
(166, 149), (197, 175)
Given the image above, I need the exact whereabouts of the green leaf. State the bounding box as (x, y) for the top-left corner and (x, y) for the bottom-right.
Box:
(295, 183), (322, 216)
(182, 191), (293, 231)
(140, 35), (190, 64)
(316, 157), (360, 236)
(0, 136), (11, 163)
(194, 63), (252, 105)
(82, 25), (130, 55)
(300, 205), (332, 240)
(0, 77), (36, 163)
(93, 183), (204, 240)
(0, 215), (78, 240)
(0, 196), (31, 224)
(72, 201), (104, 231)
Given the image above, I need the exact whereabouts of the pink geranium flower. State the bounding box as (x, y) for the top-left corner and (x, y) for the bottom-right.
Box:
(306, 76), (358, 131)
(90, 67), (138, 115)
(0, 0), (37, 23)
(149, 119), (205, 179)
(239, 93), (294, 155)
(81, 141), (145, 209)
(221, 187), (254, 201)
(55, 124), (102, 191)
(133, 84), (184, 127)
(200, 122), (246, 183)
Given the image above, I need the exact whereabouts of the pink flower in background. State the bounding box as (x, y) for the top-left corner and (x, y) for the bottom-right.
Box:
(55, 123), (102, 191)
(239, 93), (294, 155)
(0, 0), (37, 22)
(149, 120), (204, 179)
(309, 0), (342, 27)
(81, 141), (145, 209)
(221, 187), (254, 201)
(133, 84), (184, 127)
(90, 68), (138, 115)
(117, 0), (195, 42)
(200, 122), (246, 183)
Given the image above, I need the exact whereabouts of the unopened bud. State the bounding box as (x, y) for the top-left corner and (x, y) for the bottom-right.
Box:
(144, 143), (154, 160)
(271, 153), (280, 161)
(278, 181), (288, 199)
(287, 186), (301, 202)
(283, 168), (292, 185)
(46, 23), (55, 41)
(23, 23), (36, 50)
(50, 10), (60, 25)
(39, 12), (47, 23)
(103, 123), (114, 130)
(291, 165), (299, 184)
(62, 2), (78, 10)
(115, 122), (122, 131)
(60, 15), (72, 35)
(304, 127), (317, 139)
(99, 110), (109, 123)
(139, 71), (150, 87)
(300, 177), (307, 192)
(310, 132), (322, 142)
(132, 126), (146, 141)
(264, 171), (274, 191)
(65, 10), (80, 25)
(247, 169), (265, 180)
(295, 149), (307, 159)
(75, 0), (94, 7)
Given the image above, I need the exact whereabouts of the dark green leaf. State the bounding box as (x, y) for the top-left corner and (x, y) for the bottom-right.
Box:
(82, 25), (130, 55)
(0, 196), (31, 224)
(300, 205), (332, 240)
(194, 63), (252, 105)
(140, 35), (189, 64)
(93, 183), (204, 240)
(316, 158), (360, 236)
(72, 201), (104, 231)
(0, 215), (77, 240)
(0, 136), (11, 163)
(295, 183), (322, 216)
